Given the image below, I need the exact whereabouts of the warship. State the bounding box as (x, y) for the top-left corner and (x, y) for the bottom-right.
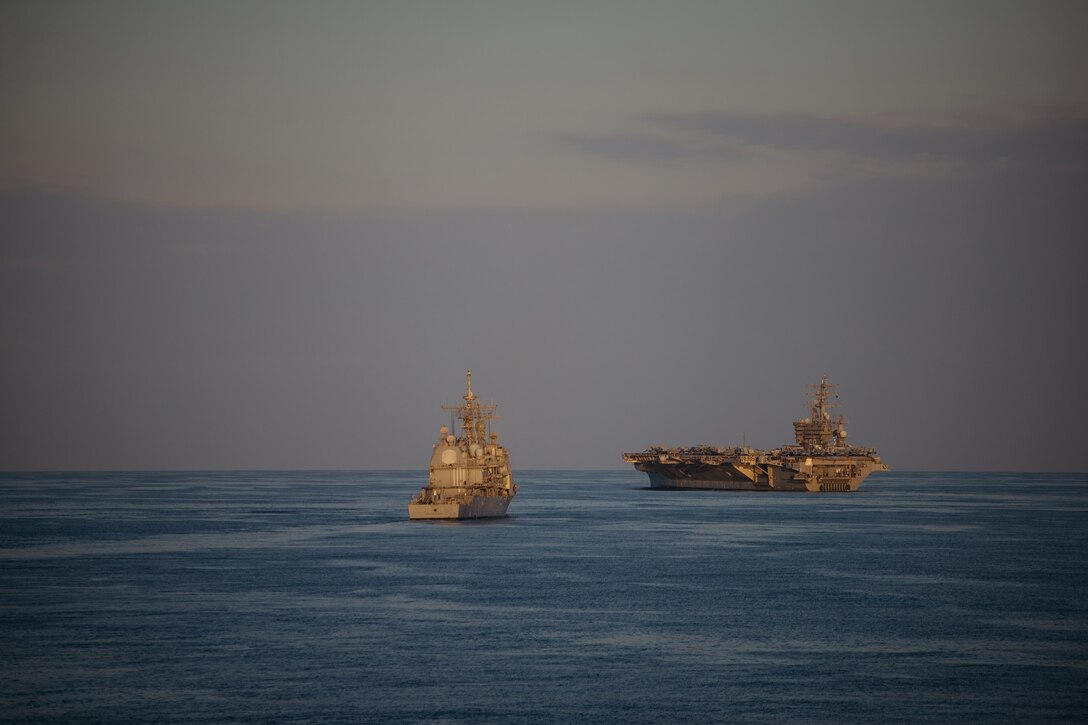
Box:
(409, 370), (518, 519)
(623, 377), (887, 492)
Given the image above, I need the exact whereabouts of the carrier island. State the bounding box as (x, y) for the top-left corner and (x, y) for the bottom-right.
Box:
(623, 376), (887, 492)
(409, 370), (518, 519)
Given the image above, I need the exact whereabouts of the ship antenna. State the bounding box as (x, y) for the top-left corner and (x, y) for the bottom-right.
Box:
(441, 369), (484, 444)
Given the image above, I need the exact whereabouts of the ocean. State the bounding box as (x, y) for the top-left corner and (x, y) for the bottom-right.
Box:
(1, 470), (1086, 723)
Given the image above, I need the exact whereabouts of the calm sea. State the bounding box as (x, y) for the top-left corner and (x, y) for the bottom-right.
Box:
(1, 470), (1086, 723)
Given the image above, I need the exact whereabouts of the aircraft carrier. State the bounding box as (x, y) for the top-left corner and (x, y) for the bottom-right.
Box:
(409, 370), (518, 519)
(623, 377), (887, 492)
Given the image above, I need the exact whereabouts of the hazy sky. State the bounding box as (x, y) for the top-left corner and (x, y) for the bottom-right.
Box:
(3, 1), (1087, 471)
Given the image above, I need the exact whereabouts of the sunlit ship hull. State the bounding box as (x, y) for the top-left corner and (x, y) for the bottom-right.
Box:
(410, 370), (518, 520)
(408, 493), (513, 520)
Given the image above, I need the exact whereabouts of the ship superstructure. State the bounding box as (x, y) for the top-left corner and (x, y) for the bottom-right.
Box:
(409, 370), (518, 519)
(623, 377), (887, 492)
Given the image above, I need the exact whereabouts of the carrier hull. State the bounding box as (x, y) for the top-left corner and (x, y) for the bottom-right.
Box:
(635, 460), (877, 492)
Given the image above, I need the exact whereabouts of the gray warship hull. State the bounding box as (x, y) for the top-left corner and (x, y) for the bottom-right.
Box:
(624, 377), (887, 493)
(408, 493), (513, 520)
(409, 370), (518, 520)
(630, 455), (884, 493)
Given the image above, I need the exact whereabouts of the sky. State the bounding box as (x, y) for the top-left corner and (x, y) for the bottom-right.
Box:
(2, 1), (1087, 471)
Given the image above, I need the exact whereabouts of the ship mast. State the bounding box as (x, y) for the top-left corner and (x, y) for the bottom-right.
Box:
(443, 369), (498, 447)
(794, 375), (846, 450)
(808, 376), (838, 422)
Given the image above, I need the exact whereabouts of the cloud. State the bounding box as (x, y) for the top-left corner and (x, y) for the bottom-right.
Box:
(563, 109), (1088, 179)
(558, 132), (741, 166)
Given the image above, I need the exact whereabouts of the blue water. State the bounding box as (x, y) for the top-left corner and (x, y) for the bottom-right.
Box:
(2, 471), (1087, 723)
